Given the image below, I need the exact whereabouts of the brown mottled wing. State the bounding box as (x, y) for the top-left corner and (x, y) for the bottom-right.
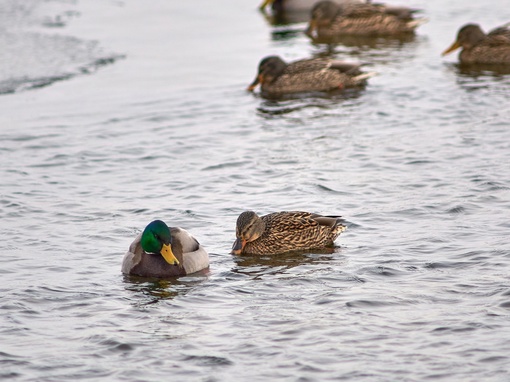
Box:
(328, 60), (362, 75)
(331, 13), (413, 36)
(488, 25), (510, 39)
(341, 3), (383, 18)
(487, 25), (510, 46)
(264, 70), (349, 94)
(462, 25), (510, 64)
(381, 5), (419, 20)
(342, 3), (418, 20)
(262, 211), (327, 249)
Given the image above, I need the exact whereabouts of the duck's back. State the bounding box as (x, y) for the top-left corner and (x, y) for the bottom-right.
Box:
(460, 45), (510, 64)
(262, 69), (350, 94)
(329, 12), (416, 36)
(460, 32), (510, 64)
(170, 227), (209, 274)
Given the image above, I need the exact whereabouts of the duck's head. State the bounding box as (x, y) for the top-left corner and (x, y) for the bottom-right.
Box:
(442, 24), (486, 56)
(306, 1), (340, 37)
(247, 56), (287, 91)
(140, 220), (180, 266)
(231, 211), (266, 255)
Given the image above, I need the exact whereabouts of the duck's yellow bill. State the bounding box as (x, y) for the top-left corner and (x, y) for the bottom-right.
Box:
(161, 243), (180, 265)
(442, 40), (460, 56)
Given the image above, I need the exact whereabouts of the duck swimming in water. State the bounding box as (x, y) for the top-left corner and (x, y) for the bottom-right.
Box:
(442, 23), (510, 65)
(306, 0), (425, 39)
(247, 55), (375, 96)
(122, 220), (209, 278)
(232, 211), (347, 255)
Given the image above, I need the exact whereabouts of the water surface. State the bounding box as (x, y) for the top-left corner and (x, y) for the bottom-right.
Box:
(1, 0), (510, 380)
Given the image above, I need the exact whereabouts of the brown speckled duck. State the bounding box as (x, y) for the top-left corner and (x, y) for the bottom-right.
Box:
(247, 55), (375, 96)
(122, 220), (209, 278)
(442, 23), (510, 65)
(259, 0), (364, 13)
(231, 211), (347, 255)
(306, 0), (426, 39)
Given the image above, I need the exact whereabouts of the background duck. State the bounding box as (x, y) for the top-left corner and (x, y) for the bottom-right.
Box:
(259, 0), (364, 13)
(442, 23), (510, 65)
(122, 220), (209, 278)
(231, 211), (347, 255)
(247, 55), (375, 96)
(306, 0), (425, 39)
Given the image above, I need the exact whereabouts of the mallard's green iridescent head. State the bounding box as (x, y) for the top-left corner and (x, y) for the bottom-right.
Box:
(140, 220), (180, 265)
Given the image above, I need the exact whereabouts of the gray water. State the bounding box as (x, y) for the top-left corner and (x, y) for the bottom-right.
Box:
(1, 0), (510, 380)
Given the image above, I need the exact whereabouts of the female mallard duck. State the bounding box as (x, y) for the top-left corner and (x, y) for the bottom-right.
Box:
(306, 0), (425, 39)
(247, 55), (375, 96)
(442, 23), (510, 65)
(231, 211), (347, 255)
(122, 220), (209, 278)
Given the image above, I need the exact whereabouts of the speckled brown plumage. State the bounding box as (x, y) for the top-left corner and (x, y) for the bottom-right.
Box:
(306, 1), (425, 39)
(247, 56), (374, 96)
(231, 211), (347, 255)
(442, 23), (510, 65)
(259, 0), (365, 13)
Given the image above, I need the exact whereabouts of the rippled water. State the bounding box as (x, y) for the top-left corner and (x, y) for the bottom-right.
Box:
(1, 0), (510, 380)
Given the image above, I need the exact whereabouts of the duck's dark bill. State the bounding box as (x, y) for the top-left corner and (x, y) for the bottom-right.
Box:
(231, 238), (243, 255)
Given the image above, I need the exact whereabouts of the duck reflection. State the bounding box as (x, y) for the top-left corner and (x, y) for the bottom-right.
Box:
(255, 89), (365, 116)
(232, 247), (341, 277)
(455, 63), (510, 77)
(123, 270), (209, 304)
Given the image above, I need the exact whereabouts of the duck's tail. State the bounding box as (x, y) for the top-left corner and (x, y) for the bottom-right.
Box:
(332, 218), (347, 239)
(407, 17), (428, 30)
(352, 71), (378, 84)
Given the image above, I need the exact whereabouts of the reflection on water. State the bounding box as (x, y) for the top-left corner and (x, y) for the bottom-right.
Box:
(444, 62), (510, 92)
(456, 63), (510, 77)
(255, 88), (366, 115)
(255, 85), (367, 103)
(123, 272), (209, 305)
(2, 0), (510, 381)
(270, 26), (308, 41)
(307, 37), (422, 66)
(232, 248), (342, 277)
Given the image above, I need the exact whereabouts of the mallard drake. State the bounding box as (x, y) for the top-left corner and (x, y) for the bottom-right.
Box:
(306, 0), (425, 39)
(442, 23), (510, 65)
(247, 55), (375, 96)
(231, 211), (347, 255)
(122, 220), (209, 278)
